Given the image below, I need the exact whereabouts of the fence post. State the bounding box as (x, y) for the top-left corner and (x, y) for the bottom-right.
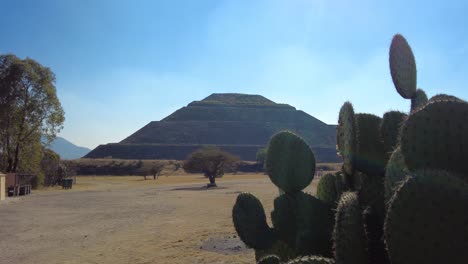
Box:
(0, 174), (5, 201)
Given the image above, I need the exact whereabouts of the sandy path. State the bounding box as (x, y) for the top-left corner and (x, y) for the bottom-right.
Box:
(0, 174), (318, 264)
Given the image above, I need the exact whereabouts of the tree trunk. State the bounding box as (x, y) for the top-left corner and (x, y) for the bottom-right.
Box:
(12, 142), (20, 172)
(207, 175), (217, 188)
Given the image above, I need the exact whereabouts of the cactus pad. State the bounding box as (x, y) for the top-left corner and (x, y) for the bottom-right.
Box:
(255, 240), (298, 263)
(271, 192), (334, 257)
(354, 113), (387, 176)
(384, 147), (407, 203)
(287, 256), (336, 264)
(380, 111), (407, 154)
(428, 93), (464, 103)
(389, 34), (417, 99)
(410, 88), (428, 111)
(316, 173), (339, 206)
(333, 192), (369, 264)
(257, 255), (281, 264)
(232, 193), (276, 249)
(337, 102), (356, 175)
(400, 99), (468, 178)
(266, 131), (316, 193)
(384, 170), (468, 264)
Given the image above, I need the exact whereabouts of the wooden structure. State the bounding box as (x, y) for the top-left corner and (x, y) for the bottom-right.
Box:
(0, 174), (5, 201)
(5, 173), (33, 197)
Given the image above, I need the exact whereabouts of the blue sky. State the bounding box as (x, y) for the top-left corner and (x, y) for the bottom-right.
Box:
(1, 0), (467, 149)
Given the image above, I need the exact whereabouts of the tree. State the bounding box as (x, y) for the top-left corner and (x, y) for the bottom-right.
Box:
(183, 146), (239, 187)
(150, 163), (164, 180)
(0, 54), (64, 173)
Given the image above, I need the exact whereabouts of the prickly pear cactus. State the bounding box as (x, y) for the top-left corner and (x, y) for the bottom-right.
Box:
(232, 193), (277, 249)
(316, 173), (339, 206)
(389, 34), (417, 99)
(384, 170), (468, 264)
(428, 93), (464, 102)
(363, 206), (389, 264)
(337, 102), (356, 176)
(333, 192), (369, 264)
(272, 192), (334, 257)
(287, 256), (336, 264)
(400, 99), (468, 178)
(380, 111), (407, 154)
(410, 88), (428, 111)
(384, 147), (407, 203)
(266, 131), (316, 193)
(257, 255), (281, 264)
(354, 113), (387, 176)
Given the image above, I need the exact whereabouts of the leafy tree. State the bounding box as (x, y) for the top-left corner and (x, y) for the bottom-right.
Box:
(150, 163), (164, 180)
(183, 146), (239, 187)
(0, 54), (65, 173)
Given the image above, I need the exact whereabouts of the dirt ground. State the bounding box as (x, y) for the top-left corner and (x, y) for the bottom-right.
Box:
(0, 173), (319, 264)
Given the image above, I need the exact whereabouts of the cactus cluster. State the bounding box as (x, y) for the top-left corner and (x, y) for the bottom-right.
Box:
(231, 33), (468, 264)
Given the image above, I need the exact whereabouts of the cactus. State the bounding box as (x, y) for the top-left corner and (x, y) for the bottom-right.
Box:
(255, 240), (298, 262)
(389, 34), (417, 99)
(316, 173), (339, 206)
(232, 193), (277, 249)
(428, 93), (464, 102)
(384, 169), (468, 264)
(354, 113), (387, 176)
(287, 256), (336, 264)
(333, 192), (369, 264)
(337, 102), (356, 175)
(257, 255), (281, 264)
(400, 99), (468, 178)
(384, 147), (407, 203)
(410, 88), (428, 111)
(379, 111), (407, 154)
(358, 172), (385, 219)
(266, 131), (316, 193)
(363, 206), (389, 264)
(271, 192), (334, 257)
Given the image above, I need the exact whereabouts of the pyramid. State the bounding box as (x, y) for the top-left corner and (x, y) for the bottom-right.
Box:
(85, 93), (339, 162)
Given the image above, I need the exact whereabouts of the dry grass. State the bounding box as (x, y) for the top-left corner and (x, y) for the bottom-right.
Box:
(0, 173), (320, 264)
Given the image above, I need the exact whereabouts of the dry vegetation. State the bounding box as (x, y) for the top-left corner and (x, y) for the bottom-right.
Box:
(0, 165), (338, 264)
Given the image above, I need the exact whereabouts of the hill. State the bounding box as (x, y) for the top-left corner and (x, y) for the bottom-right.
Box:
(48, 137), (91, 160)
(85, 93), (339, 162)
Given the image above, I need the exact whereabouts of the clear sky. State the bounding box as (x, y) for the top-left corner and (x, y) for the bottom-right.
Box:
(1, 0), (467, 149)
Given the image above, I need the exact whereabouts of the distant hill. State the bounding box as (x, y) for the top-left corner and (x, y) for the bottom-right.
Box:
(48, 137), (91, 160)
(85, 93), (340, 162)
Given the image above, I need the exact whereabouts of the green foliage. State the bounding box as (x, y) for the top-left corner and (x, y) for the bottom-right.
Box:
(389, 34), (417, 99)
(333, 192), (369, 264)
(400, 99), (468, 178)
(354, 113), (387, 176)
(183, 146), (239, 185)
(384, 147), (407, 203)
(232, 193), (277, 250)
(379, 111), (407, 154)
(316, 173), (339, 206)
(336, 102), (356, 175)
(410, 88), (428, 111)
(265, 131), (316, 193)
(384, 170), (468, 264)
(287, 256), (336, 264)
(0, 54), (65, 173)
(271, 193), (334, 257)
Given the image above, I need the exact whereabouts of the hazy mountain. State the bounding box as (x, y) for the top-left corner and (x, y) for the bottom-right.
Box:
(48, 137), (91, 160)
